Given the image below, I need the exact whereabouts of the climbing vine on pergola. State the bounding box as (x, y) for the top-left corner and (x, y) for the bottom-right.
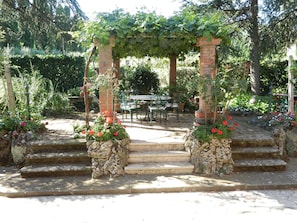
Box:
(76, 8), (233, 58)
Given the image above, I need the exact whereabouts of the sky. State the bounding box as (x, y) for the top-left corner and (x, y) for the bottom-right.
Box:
(76, 0), (183, 19)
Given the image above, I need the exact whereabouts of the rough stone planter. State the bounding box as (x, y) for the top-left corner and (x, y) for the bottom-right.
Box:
(11, 132), (32, 168)
(185, 134), (233, 176)
(290, 120), (297, 128)
(0, 130), (12, 166)
(87, 138), (130, 179)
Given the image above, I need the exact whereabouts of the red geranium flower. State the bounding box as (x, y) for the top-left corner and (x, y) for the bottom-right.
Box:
(89, 130), (95, 135)
(211, 128), (217, 133)
(228, 127), (234, 131)
(234, 122), (239, 127)
(227, 115), (232, 120)
(113, 131), (119, 136)
(97, 132), (103, 137)
(217, 129), (223, 135)
(222, 120), (228, 126)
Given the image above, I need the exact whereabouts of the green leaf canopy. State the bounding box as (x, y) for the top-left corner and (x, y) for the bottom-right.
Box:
(77, 8), (233, 58)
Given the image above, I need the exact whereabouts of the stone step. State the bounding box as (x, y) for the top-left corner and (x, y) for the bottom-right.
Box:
(25, 151), (91, 165)
(20, 164), (92, 178)
(232, 147), (281, 160)
(129, 142), (184, 152)
(233, 159), (287, 172)
(125, 162), (194, 175)
(128, 150), (190, 163)
(231, 136), (275, 148)
(30, 139), (86, 153)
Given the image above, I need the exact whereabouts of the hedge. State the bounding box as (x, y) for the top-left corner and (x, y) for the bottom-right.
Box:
(10, 55), (85, 92)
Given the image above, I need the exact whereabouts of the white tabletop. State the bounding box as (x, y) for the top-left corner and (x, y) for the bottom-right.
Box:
(129, 95), (171, 101)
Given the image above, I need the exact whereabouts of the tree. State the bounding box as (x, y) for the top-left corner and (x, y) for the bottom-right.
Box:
(0, 0), (86, 51)
(182, 0), (261, 95)
(261, 0), (297, 53)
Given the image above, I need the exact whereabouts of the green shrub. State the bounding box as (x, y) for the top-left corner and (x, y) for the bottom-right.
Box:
(10, 55), (85, 92)
(130, 66), (160, 94)
(0, 112), (46, 136)
(0, 67), (53, 117)
(0, 65), (72, 117)
(176, 67), (199, 99)
(229, 93), (276, 114)
(42, 92), (72, 116)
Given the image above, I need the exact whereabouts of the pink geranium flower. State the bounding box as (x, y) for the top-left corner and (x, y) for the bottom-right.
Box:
(20, 121), (26, 127)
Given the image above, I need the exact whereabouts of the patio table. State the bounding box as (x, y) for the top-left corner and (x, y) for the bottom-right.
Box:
(129, 95), (171, 101)
(129, 95), (177, 122)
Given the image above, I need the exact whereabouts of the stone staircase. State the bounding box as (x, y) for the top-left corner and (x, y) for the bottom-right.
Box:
(20, 139), (91, 178)
(231, 135), (287, 172)
(125, 141), (194, 175)
(20, 133), (287, 178)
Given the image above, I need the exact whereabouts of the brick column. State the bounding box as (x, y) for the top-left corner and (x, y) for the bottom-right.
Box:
(196, 37), (221, 124)
(98, 36), (115, 118)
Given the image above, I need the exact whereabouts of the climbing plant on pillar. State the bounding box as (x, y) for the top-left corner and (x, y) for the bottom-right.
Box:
(196, 70), (247, 124)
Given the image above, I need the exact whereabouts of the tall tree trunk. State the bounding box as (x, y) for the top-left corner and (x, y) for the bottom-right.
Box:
(249, 0), (260, 95)
(4, 60), (16, 113)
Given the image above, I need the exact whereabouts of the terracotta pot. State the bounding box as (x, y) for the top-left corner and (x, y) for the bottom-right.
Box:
(194, 110), (217, 120)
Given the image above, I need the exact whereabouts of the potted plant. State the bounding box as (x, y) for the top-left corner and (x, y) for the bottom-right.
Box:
(185, 113), (239, 176)
(80, 111), (130, 178)
(186, 71), (245, 175)
(0, 113), (46, 167)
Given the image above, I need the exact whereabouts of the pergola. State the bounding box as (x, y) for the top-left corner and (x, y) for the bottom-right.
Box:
(80, 9), (231, 124)
(96, 35), (220, 124)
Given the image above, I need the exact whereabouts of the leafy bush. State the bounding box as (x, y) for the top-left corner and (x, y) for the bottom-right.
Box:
(42, 92), (72, 116)
(176, 67), (199, 99)
(260, 60), (288, 94)
(197, 72), (247, 115)
(229, 93), (277, 114)
(0, 67), (53, 117)
(0, 112), (46, 136)
(129, 66), (160, 94)
(75, 111), (129, 142)
(192, 115), (239, 143)
(10, 55), (85, 92)
(0, 65), (72, 116)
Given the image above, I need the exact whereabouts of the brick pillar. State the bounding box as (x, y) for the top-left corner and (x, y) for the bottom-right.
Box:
(196, 37), (221, 124)
(98, 36), (115, 118)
